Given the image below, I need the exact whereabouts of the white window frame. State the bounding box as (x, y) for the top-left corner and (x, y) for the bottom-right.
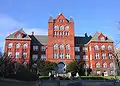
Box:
(16, 43), (20, 48)
(66, 44), (70, 50)
(101, 45), (105, 50)
(110, 62), (114, 68)
(66, 54), (70, 59)
(41, 54), (46, 60)
(94, 45), (99, 50)
(100, 37), (105, 41)
(15, 52), (19, 58)
(53, 44), (58, 50)
(75, 47), (80, 52)
(54, 53), (58, 59)
(108, 54), (113, 59)
(96, 62), (100, 68)
(102, 53), (106, 59)
(60, 53), (64, 59)
(32, 54), (38, 61)
(8, 52), (12, 57)
(108, 45), (112, 50)
(23, 43), (28, 49)
(22, 52), (27, 58)
(60, 44), (64, 50)
(95, 53), (99, 59)
(60, 26), (64, 30)
(41, 46), (46, 51)
(65, 26), (69, 30)
(83, 55), (88, 60)
(83, 47), (88, 52)
(54, 26), (59, 30)
(75, 55), (80, 60)
(103, 62), (107, 68)
(33, 45), (39, 51)
(8, 43), (13, 48)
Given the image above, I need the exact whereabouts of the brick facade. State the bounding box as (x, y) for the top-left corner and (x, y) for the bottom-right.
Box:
(4, 13), (115, 75)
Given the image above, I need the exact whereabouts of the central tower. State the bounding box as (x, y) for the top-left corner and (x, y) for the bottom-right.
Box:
(47, 13), (75, 64)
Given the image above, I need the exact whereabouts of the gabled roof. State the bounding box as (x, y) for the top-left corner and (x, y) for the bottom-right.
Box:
(6, 28), (31, 40)
(74, 36), (92, 46)
(90, 32), (113, 42)
(29, 35), (48, 44)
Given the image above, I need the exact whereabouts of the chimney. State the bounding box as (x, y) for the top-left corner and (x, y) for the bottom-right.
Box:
(32, 32), (34, 35)
(85, 33), (88, 37)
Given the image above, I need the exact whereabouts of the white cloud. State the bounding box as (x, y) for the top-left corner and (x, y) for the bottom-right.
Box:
(24, 28), (48, 35)
(0, 14), (48, 52)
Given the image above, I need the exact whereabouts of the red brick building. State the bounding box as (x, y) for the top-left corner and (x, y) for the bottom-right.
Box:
(4, 13), (115, 75)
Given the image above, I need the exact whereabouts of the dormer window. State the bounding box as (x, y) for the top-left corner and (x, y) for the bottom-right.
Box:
(100, 37), (105, 41)
(17, 34), (21, 38)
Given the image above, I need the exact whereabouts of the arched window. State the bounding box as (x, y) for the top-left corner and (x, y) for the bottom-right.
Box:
(23, 43), (28, 49)
(66, 44), (70, 50)
(101, 45), (105, 50)
(60, 26), (64, 30)
(108, 45), (112, 50)
(65, 26), (69, 30)
(96, 62), (100, 68)
(94, 45), (99, 50)
(54, 26), (59, 30)
(8, 43), (13, 48)
(103, 62), (107, 68)
(53, 44), (58, 50)
(60, 44), (64, 50)
(110, 62), (114, 68)
(16, 43), (20, 48)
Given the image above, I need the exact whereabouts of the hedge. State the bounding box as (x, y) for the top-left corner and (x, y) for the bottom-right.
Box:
(80, 76), (120, 80)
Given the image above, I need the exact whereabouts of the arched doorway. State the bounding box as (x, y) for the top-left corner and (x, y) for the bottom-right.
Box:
(56, 62), (66, 74)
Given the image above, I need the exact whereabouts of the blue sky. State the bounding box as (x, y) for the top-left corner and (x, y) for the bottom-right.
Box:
(0, 0), (120, 52)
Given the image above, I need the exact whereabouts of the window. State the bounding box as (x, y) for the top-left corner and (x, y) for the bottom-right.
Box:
(33, 45), (39, 51)
(103, 62), (107, 68)
(89, 46), (91, 51)
(75, 55), (80, 60)
(66, 54), (70, 59)
(95, 53), (99, 59)
(54, 26), (59, 30)
(60, 32), (62, 35)
(8, 52), (12, 57)
(41, 46), (46, 51)
(54, 32), (57, 35)
(22, 52), (27, 58)
(90, 55), (92, 60)
(41, 54), (46, 60)
(57, 32), (59, 35)
(60, 44), (64, 50)
(23, 43), (28, 49)
(32, 54), (38, 61)
(101, 45), (105, 50)
(83, 55), (88, 60)
(108, 54), (113, 59)
(96, 71), (101, 75)
(54, 53), (58, 59)
(108, 45), (112, 50)
(100, 37), (105, 41)
(96, 62), (100, 68)
(94, 45), (99, 50)
(65, 32), (69, 36)
(66, 44), (70, 50)
(75, 47), (80, 52)
(17, 34), (21, 38)
(15, 52), (19, 58)
(65, 26), (69, 30)
(16, 43), (20, 48)
(53, 44), (58, 50)
(8, 43), (13, 48)
(83, 47), (88, 52)
(102, 53), (106, 59)
(60, 53), (64, 59)
(110, 62), (114, 68)
(110, 71), (114, 75)
(60, 26), (64, 30)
